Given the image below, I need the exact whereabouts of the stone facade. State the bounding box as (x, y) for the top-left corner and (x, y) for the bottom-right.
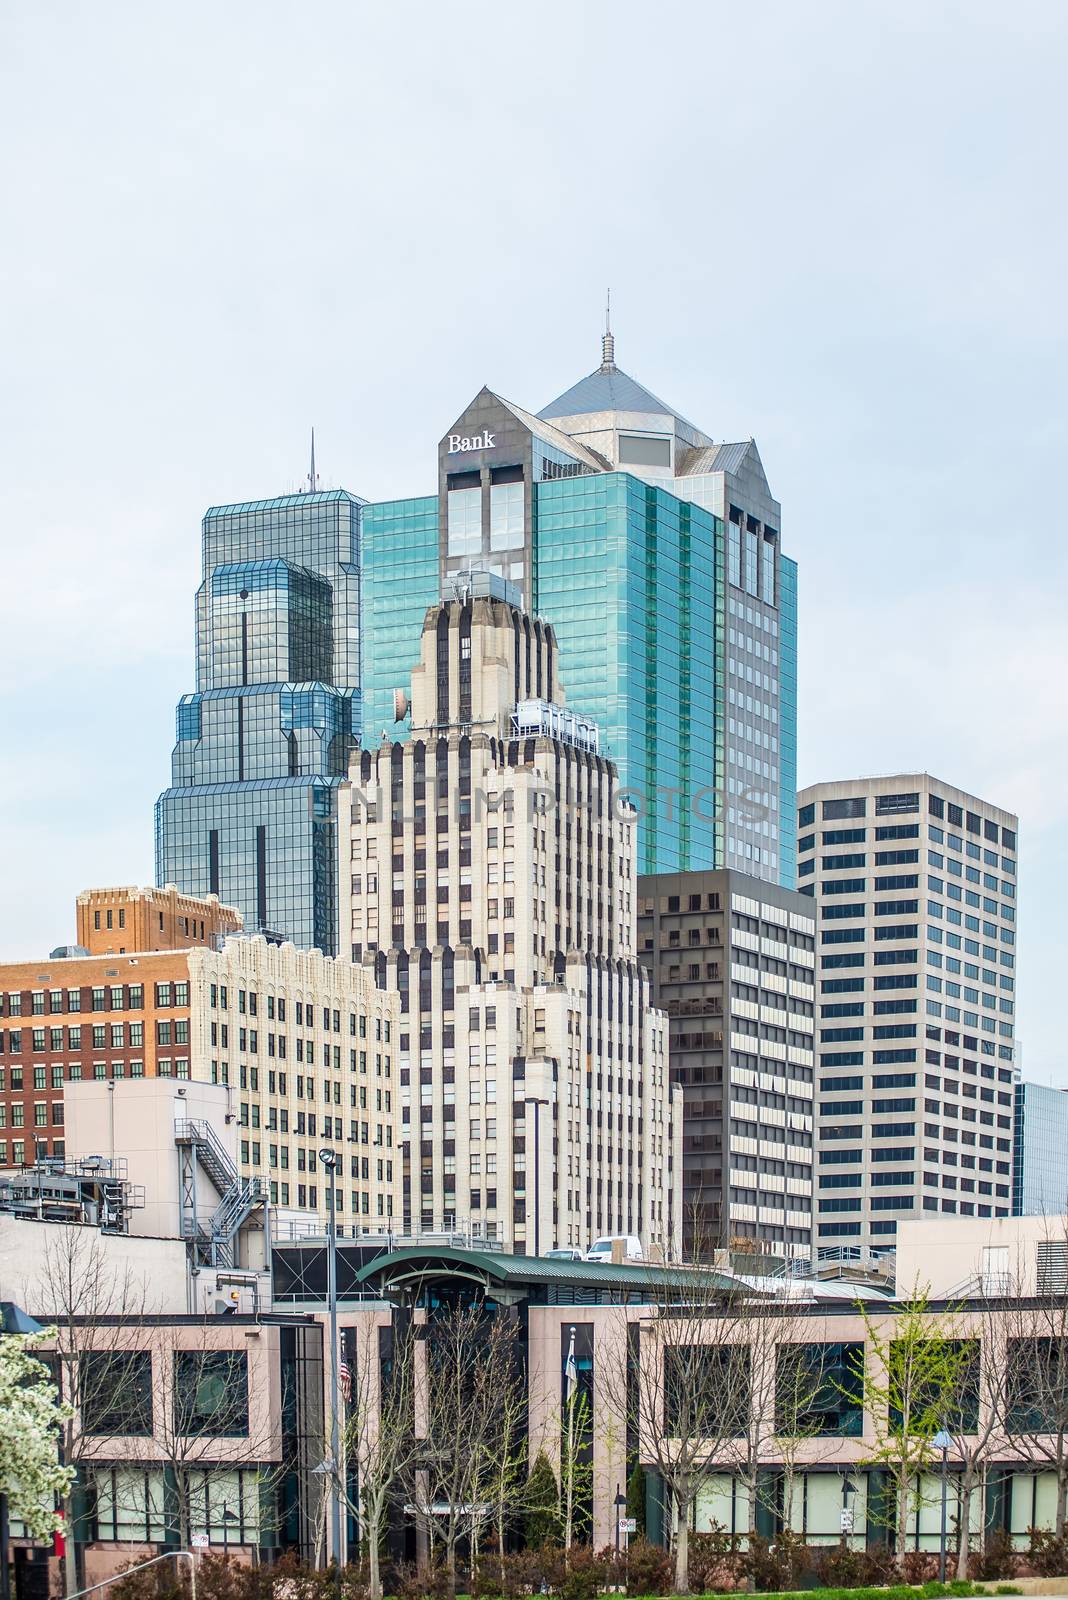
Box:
(339, 580), (681, 1255)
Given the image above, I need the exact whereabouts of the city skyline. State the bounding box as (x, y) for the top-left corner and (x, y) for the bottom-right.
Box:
(1, 4), (1065, 1078)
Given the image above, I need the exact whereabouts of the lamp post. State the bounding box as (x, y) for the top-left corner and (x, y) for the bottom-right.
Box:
(840, 1472), (856, 1547)
(318, 1148), (342, 1571)
(932, 1429), (953, 1583)
(221, 1507), (238, 1555)
(614, 1485), (626, 1553)
(0, 1302), (45, 1600)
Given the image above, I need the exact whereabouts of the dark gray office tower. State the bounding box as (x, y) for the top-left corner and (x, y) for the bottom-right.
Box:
(638, 869), (816, 1260)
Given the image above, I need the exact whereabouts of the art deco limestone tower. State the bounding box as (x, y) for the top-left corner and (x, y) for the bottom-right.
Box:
(338, 572), (682, 1256)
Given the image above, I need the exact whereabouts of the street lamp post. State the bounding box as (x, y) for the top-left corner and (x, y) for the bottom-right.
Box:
(614, 1485), (626, 1553)
(840, 1472), (856, 1547)
(318, 1149), (342, 1571)
(933, 1429), (954, 1583)
(221, 1507), (238, 1555)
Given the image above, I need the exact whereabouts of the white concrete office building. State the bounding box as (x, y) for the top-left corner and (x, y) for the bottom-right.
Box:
(797, 774), (1018, 1256)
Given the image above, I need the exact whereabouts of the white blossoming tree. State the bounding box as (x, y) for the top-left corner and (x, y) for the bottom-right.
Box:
(0, 1331), (73, 1538)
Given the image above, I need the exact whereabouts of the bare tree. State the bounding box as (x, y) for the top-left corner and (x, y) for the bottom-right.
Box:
(484, 1350), (529, 1578)
(602, 1263), (751, 1594)
(122, 1320), (287, 1551)
(403, 1302), (526, 1600)
(1002, 1220), (1068, 1541)
(931, 1293), (1013, 1579)
(339, 1318), (422, 1600)
(29, 1226), (155, 1594)
(558, 1386), (593, 1553)
(767, 1325), (840, 1535)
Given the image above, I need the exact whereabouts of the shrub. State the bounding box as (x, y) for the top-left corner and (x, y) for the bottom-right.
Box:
(1028, 1526), (1068, 1577)
(688, 1521), (740, 1592)
(967, 1527), (1018, 1581)
(557, 1545), (611, 1600)
(899, 1549), (940, 1585)
(615, 1535), (673, 1596)
(739, 1529), (809, 1592)
(810, 1540), (898, 1589)
(471, 1548), (562, 1599)
(390, 1559), (453, 1600)
(108, 1561), (185, 1600)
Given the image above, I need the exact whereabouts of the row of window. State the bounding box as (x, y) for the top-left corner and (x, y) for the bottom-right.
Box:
(799, 793), (1016, 851)
(799, 825), (1015, 873)
(0, 1060), (148, 1092)
(0, 982), (183, 1017)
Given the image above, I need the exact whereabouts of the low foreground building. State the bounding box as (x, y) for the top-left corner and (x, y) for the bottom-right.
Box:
(5, 1083), (1068, 1588)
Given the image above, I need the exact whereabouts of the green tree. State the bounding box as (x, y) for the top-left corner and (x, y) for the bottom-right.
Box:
(852, 1288), (975, 1556)
(525, 1450), (562, 1547)
(625, 1463), (646, 1536)
(0, 1330), (72, 1538)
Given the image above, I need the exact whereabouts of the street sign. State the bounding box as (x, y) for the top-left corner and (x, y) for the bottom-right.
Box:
(619, 1518), (637, 1534)
(191, 1533), (209, 1550)
(840, 1510), (854, 1533)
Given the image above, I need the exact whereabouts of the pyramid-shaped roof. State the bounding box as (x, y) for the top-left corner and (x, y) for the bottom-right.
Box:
(538, 363), (697, 430)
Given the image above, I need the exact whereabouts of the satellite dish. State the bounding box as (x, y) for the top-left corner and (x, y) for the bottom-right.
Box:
(393, 689), (409, 722)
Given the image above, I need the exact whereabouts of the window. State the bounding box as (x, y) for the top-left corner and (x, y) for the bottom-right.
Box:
(173, 1351), (249, 1436)
(447, 484), (481, 557)
(776, 1343), (863, 1436)
(876, 792), (920, 815)
(823, 798), (866, 820)
(618, 433), (672, 467)
(489, 479), (524, 550)
(80, 1351), (154, 1436)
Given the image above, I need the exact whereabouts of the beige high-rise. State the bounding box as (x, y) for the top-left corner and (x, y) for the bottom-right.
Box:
(798, 774), (1018, 1257)
(338, 574), (681, 1256)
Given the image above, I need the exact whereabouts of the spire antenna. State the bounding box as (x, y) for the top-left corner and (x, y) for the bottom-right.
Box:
(601, 288), (615, 370)
(306, 427), (319, 494)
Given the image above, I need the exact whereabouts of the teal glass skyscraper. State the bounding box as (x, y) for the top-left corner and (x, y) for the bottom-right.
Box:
(362, 328), (797, 887)
(155, 475), (364, 953)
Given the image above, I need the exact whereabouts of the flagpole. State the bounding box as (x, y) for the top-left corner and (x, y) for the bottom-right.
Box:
(564, 1326), (577, 1551)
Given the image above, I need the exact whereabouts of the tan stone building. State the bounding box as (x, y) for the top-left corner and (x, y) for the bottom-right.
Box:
(76, 884), (242, 956)
(338, 573), (681, 1257)
(0, 937), (397, 1230)
(185, 936), (398, 1230)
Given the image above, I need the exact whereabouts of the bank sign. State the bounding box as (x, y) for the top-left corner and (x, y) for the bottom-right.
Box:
(447, 432), (495, 453)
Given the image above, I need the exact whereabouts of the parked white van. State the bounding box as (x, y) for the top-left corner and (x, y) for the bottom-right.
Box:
(584, 1235), (643, 1263)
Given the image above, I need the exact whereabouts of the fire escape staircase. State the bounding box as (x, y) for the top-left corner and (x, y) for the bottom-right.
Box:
(174, 1117), (266, 1269)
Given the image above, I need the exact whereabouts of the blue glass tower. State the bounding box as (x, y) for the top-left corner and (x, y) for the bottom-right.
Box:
(362, 331), (797, 886)
(155, 485), (364, 953)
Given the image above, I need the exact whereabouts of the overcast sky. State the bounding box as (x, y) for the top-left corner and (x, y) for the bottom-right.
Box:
(1, 2), (1065, 1079)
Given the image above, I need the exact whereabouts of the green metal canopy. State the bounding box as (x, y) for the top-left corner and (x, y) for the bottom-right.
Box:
(355, 1245), (737, 1303)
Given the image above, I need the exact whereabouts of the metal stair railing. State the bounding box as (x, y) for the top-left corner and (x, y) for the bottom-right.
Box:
(174, 1117), (266, 1269)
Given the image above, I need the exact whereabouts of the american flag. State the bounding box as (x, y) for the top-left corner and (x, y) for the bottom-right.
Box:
(339, 1350), (352, 1405)
(564, 1327), (577, 1403)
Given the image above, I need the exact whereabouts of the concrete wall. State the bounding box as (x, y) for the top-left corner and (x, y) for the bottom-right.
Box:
(64, 1076), (236, 1239)
(0, 1214), (190, 1315)
(896, 1212), (1068, 1299)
